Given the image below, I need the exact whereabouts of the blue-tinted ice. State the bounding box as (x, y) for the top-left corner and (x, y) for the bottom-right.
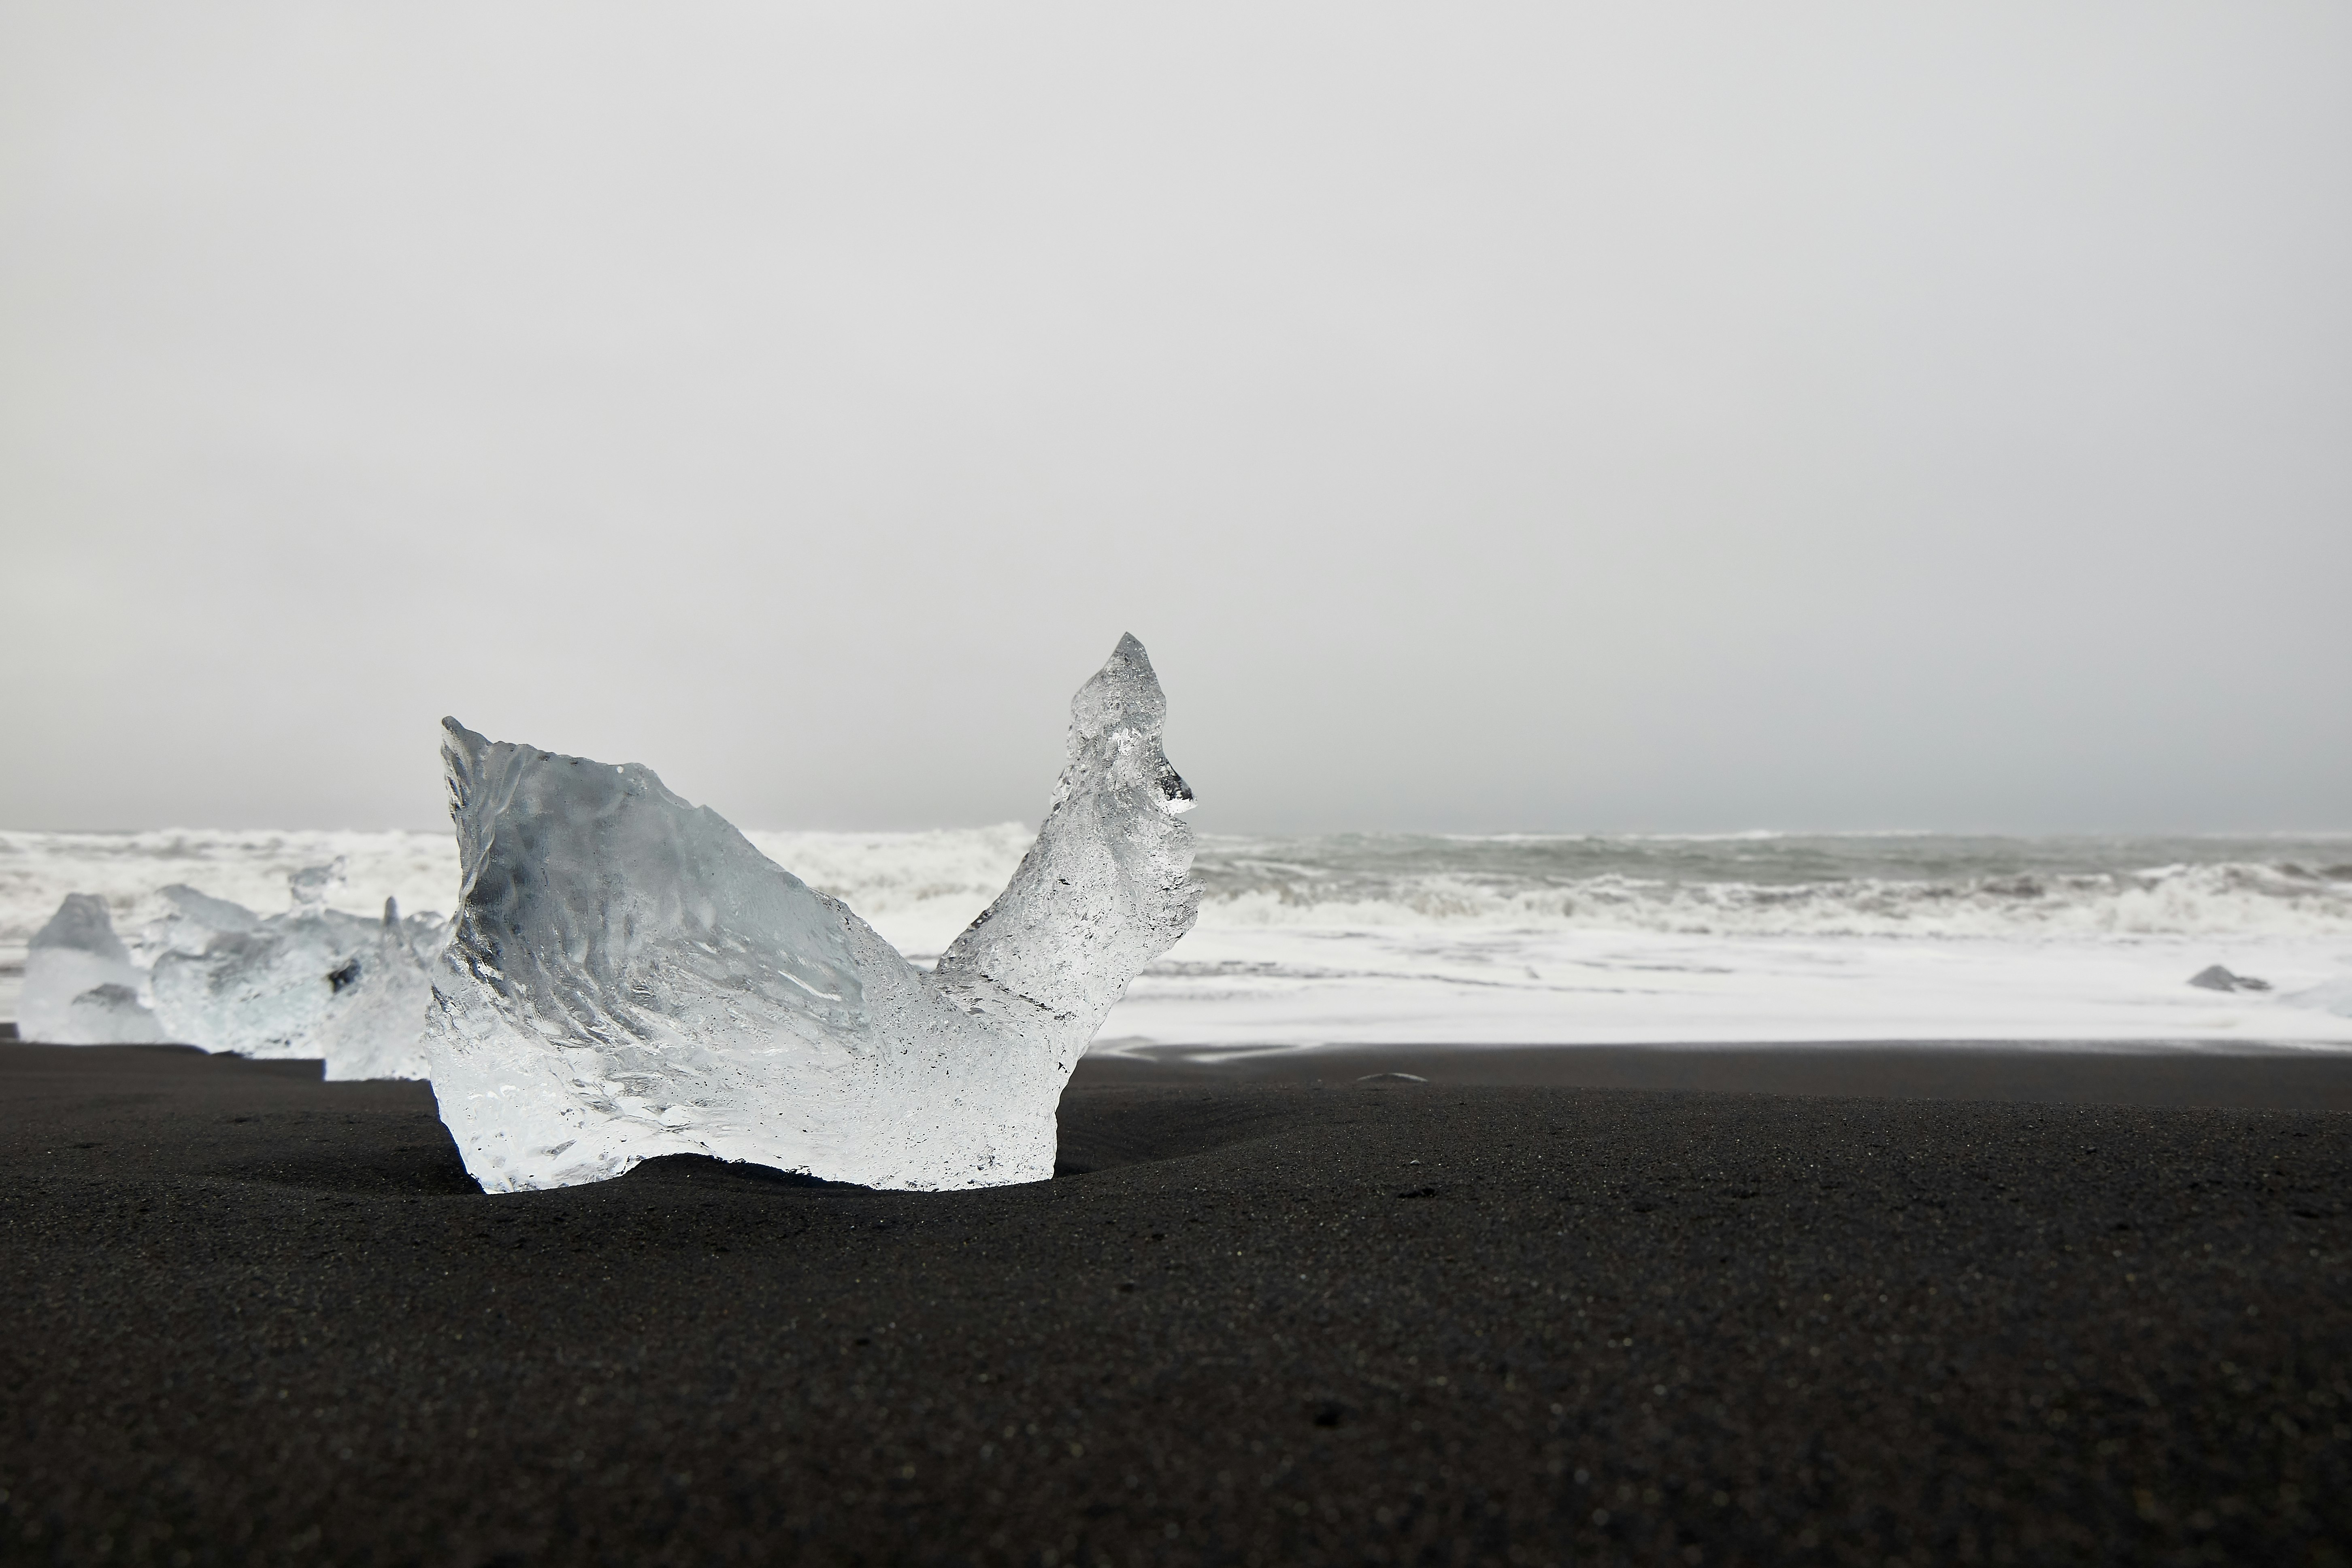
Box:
(422, 635), (1198, 1191)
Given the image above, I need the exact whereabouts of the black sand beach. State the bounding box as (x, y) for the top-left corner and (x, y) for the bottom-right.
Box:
(3, 1040), (2348, 1566)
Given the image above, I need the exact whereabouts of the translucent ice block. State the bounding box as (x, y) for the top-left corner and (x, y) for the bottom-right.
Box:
(423, 634), (1198, 1192)
(19, 894), (167, 1044)
(148, 873), (444, 1079)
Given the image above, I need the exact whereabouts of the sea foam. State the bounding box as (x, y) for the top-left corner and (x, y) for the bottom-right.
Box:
(6, 829), (2350, 1051)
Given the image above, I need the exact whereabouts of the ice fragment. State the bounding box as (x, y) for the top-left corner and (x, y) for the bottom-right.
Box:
(148, 870), (442, 1078)
(19, 894), (167, 1044)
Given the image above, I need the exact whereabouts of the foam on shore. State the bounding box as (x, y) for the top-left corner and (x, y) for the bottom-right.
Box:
(6, 827), (2350, 1048)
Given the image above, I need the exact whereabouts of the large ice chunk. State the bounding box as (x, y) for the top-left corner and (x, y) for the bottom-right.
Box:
(423, 633), (1198, 1192)
(19, 894), (168, 1044)
(148, 867), (443, 1079)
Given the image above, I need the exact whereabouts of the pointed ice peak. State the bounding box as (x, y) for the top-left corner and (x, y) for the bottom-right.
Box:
(439, 717), (513, 887)
(934, 633), (1199, 1057)
(32, 893), (132, 962)
(1069, 632), (1168, 744)
(1054, 634), (1193, 821)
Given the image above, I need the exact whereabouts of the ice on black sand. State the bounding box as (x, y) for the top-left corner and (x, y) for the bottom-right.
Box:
(424, 634), (1200, 1194)
(145, 864), (445, 1079)
(19, 894), (166, 1045)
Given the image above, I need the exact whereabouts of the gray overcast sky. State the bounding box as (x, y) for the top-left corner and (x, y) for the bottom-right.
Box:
(2, 3), (2347, 834)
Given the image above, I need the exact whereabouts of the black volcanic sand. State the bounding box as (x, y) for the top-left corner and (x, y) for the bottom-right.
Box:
(2, 1044), (2349, 1567)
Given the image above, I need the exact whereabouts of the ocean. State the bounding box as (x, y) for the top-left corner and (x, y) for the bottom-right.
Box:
(4, 827), (2350, 1052)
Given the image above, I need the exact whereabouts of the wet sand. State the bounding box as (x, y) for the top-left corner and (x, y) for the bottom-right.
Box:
(2, 1040), (2348, 1565)
(1076, 1039), (2352, 1112)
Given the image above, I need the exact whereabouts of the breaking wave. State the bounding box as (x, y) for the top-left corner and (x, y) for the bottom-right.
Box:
(0, 830), (463, 959)
(1183, 833), (2352, 938)
(6, 827), (2350, 964)
(1193, 858), (2352, 937)
(755, 830), (2352, 941)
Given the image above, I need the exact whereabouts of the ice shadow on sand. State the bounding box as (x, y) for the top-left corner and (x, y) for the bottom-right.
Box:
(170, 1063), (1303, 1198)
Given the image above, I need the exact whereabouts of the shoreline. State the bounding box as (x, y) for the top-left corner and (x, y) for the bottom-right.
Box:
(1074, 1038), (2352, 1112)
(14, 1021), (2352, 1109)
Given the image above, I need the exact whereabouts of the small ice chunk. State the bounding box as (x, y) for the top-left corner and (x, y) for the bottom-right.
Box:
(287, 858), (347, 913)
(303, 899), (441, 1080)
(148, 874), (442, 1079)
(145, 885), (262, 953)
(150, 887), (359, 1057)
(19, 895), (168, 1044)
(422, 633), (1199, 1193)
